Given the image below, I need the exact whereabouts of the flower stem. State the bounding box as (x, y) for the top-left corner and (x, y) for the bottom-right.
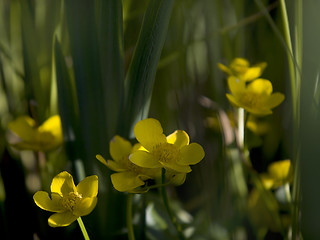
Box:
(160, 168), (185, 240)
(127, 194), (135, 240)
(77, 217), (90, 240)
(237, 108), (245, 149)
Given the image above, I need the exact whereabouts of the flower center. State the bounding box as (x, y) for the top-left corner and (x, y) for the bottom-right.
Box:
(240, 92), (262, 108)
(152, 143), (179, 164)
(61, 192), (82, 211)
(126, 159), (141, 173)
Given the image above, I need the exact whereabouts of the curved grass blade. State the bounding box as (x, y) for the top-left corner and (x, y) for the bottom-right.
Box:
(118, 0), (175, 137)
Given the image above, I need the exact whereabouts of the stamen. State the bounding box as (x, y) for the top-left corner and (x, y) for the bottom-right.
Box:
(61, 192), (82, 211)
(152, 143), (179, 163)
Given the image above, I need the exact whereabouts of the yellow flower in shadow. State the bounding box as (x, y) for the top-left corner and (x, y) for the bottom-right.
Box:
(226, 77), (285, 115)
(33, 171), (98, 227)
(129, 118), (205, 175)
(206, 111), (270, 135)
(218, 58), (267, 82)
(8, 115), (63, 152)
(96, 135), (162, 193)
(260, 160), (293, 189)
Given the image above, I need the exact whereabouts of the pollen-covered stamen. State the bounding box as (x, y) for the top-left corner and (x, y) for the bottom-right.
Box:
(61, 192), (82, 211)
(152, 143), (180, 164)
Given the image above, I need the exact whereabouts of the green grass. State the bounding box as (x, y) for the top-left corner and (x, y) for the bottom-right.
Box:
(0, 0), (318, 239)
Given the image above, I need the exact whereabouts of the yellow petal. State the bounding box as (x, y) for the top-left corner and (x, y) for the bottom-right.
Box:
(226, 94), (242, 108)
(166, 130), (189, 148)
(33, 191), (64, 212)
(161, 161), (192, 173)
(268, 160), (291, 181)
(129, 151), (162, 168)
(179, 143), (205, 165)
(110, 135), (132, 160)
(110, 172), (145, 192)
(168, 173), (186, 186)
(265, 93), (285, 109)
(247, 79), (273, 95)
(217, 63), (232, 75)
(227, 76), (246, 95)
(8, 115), (36, 141)
(133, 118), (167, 151)
(73, 197), (97, 216)
(51, 171), (76, 197)
(230, 58), (249, 74)
(38, 115), (61, 132)
(96, 155), (127, 171)
(48, 211), (78, 227)
(243, 67), (263, 81)
(38, 115), (63, 150)
(260, 174), (275, 190)
(96, 154), (108, 166)
(76, 175), (98, 198)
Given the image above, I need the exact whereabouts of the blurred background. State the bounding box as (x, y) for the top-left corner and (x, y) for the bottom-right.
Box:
(0, 0), (319, 239)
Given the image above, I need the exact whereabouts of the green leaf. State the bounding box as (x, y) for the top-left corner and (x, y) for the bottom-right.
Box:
(118, 0), (175, 137)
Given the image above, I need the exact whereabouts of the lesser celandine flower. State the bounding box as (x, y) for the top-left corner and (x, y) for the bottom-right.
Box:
(8, 115), (63, 152)
(129, 118), (205, 174)
(96, 135), (162, 193)
(226, 76), (285, 115)
(260, 160), (292, 189)
(33, 171), (98, 227)
(218, 58), (267, 82)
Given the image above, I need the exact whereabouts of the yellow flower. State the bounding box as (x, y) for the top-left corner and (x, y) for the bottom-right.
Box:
(226, 77), (285, 115)
(8, 115), (63, 151)
(260, 160), (292, 189)
(33, 171), (98, 227)
(129, 118), (205, 174)
(96, 135), (162, 193)
(218, 58), (267, 82)
(248, 188), (280, 232)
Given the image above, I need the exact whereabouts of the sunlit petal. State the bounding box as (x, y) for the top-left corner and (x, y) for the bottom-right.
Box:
(111, 172), (145, 192)
(247, 79), (273, 95)
(167, 130), (189, 148)
(129, 151), (162, 168)
(179, 143), (205, 165)
(33, 191), (64, 212)
(48, 212), (78, 227)
(243, 67), (262, 81)
(73, 197), (97, 216)
(51, 171), (76, 196)
(76, 175), (98, 198)
(134, 118), (167, 151)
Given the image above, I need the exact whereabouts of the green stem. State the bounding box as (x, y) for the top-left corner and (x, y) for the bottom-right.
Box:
(284, 183), (292, 203)
(127, 194), (135, 240)
(160, 168), (185, 240)
(77, 217), (90, 240)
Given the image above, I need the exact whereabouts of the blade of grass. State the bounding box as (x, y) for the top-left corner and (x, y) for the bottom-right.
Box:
(97, 0), (124, 140)
(300, 1), (320, 238)
(118, 0), (175, 137)
(54, 38), (84, 180)
(64, 0), (126, 238)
